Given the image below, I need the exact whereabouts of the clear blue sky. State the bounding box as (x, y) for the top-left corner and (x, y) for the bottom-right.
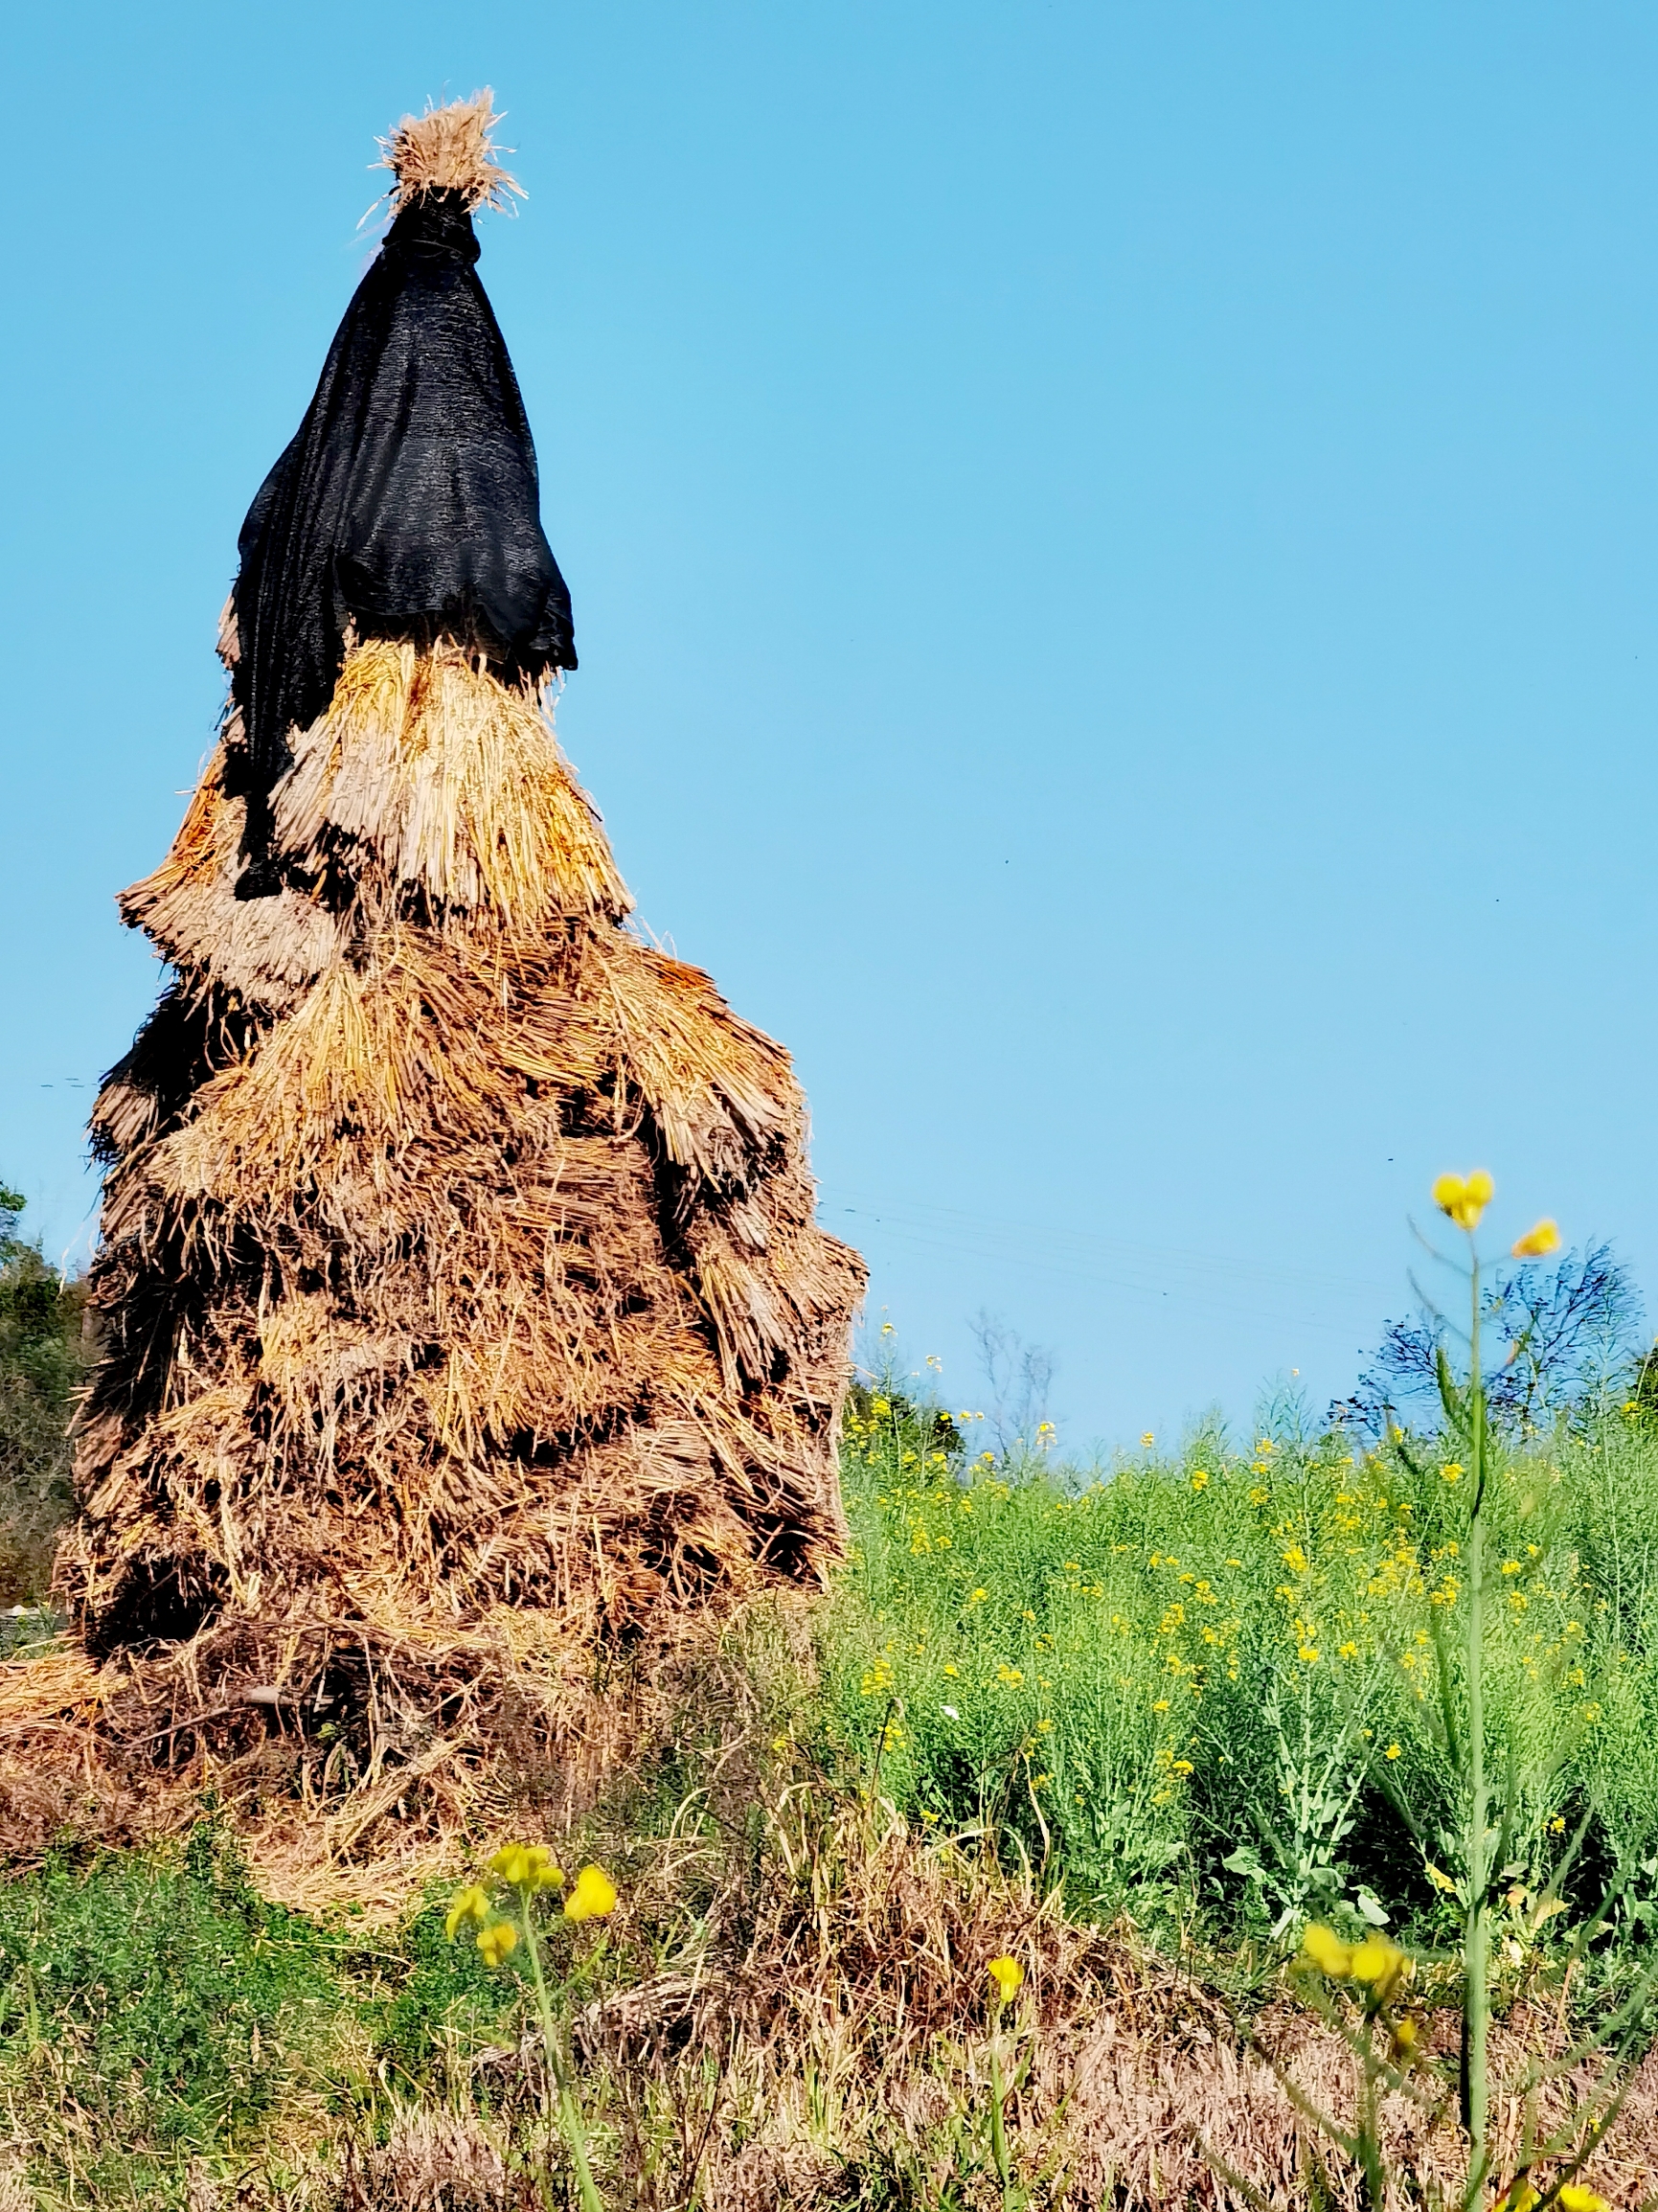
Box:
(3, 2), (1655, 1448)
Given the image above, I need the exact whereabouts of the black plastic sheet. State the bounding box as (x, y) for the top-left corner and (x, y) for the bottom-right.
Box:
(228, 187), (575, 871)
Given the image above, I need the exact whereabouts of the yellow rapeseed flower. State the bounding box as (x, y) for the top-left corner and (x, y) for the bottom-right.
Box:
(476, 1920), (518, 1967)
(1349, 1934), (1407, 2000)
(1385, 1741), (1402, 1760)
(1141, 1432), (1155, 1448)
(444, 1883), (489, 1940)
(1432, 1170), (1494, 1231)
(1191, 1470), (1210, 1491)
(1300, 1924), (1353, 1976)
(1556, 2189), (1610, 2212)
(1511, 1218), (1561, 1260)
(987, 1955), (1025, 2001)
(564, 1864), (619, 1923)
(488, 1842), (563, 1890)
(1441, 1463), (1464, 1484)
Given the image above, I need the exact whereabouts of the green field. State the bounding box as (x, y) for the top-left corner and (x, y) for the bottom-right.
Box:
(5, 1194), (1658, 2204)
(826, 1381), (1658, 1953)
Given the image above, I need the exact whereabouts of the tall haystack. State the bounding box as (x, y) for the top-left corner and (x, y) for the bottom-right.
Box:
(39, 97), (863, 1859)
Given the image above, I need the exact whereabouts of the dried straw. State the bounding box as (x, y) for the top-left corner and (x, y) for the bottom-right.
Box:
(375, 92), (523, 216)
(3, 632), (862, 1878)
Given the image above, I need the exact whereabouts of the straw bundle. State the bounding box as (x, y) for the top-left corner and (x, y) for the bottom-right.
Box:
(28, 623), (861, 1858)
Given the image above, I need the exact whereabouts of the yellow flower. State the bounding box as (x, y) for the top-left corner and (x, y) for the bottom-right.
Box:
(444, 1883), (489, 1940)
(1556, 2189), (1610, 2212)
(476, 1920), (518, 1967)
(1300, 1924), (1353, 1976)
(1433, 1170), (1494, 1230)
(563, 1863), (618, 1923)
(1385, 1741), (1402, 1761)
(1389, 2014), (1420, 2064)
(968, 1588), (988, 1605)
(1493, 2186), (1538, 2212)
(1441, 1463), (1464, 1484)
(488, 1842), (563, 1891)
(1191, 1471), (1210, 1491)
(1349, 1934), (1408, 2000)
(1425, 1862), (1457, 1893)
(1511, 1218), (1561, 1260)
(1141, 1432), (1155, 1448)
(987, 1955), (1025, 2002)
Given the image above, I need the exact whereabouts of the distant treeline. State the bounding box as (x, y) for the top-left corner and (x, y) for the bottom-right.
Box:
(0, 1186), (89, 1605)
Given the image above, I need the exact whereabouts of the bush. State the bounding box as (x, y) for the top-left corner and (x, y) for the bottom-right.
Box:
(0, 1183), (88, 1605)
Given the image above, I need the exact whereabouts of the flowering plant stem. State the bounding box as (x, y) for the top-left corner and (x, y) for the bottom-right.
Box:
(1464, 1246), (1489, 2183)
(514, 1887), (604, 2212)
(987, 1983), (1022, 2211)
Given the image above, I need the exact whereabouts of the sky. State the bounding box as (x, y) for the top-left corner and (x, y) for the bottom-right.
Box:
(3, 2), (1657, 1451)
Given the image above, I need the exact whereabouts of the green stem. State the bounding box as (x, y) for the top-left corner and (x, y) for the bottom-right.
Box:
(520, 1891), (604, 2212)
(988, 1998), (1014, 2208)
(1464, 1247), (1489, 2179)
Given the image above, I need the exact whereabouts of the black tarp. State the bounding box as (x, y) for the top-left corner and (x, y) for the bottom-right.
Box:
(228, 186), (575, 879)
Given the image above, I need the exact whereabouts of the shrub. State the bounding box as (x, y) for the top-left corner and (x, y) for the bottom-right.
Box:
(0, 1183), (88, 1605)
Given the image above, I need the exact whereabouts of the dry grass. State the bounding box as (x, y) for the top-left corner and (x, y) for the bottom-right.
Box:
(375, 93), (523, 217)
(563, 1770), (1658, 2211)
(4, 1604), (1655, 2208)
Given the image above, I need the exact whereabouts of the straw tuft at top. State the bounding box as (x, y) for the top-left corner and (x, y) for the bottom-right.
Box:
(378, 91), (523, 214)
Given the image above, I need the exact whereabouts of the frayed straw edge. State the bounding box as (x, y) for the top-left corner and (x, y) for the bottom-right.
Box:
(370, 90), (524, 221)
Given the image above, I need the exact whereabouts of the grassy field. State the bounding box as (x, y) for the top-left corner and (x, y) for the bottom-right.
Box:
(826, 1381), (1658, 1959)
(5, 1197), (1658, 2204)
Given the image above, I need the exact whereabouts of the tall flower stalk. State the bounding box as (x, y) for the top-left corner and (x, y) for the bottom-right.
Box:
(985, 1955), (1026, 2210)
(447, 1845), (618, 2212)
(1254, 1174), (1658, 2207)
(1432, 1170), (1499, 2172)
(1426, 1178), (1566, 2179)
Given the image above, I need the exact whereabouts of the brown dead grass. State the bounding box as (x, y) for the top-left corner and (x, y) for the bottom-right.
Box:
(164, 1607), (1658, 2209)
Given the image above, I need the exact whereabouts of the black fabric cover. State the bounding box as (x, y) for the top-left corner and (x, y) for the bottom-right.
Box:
(229, 187), (575, 849)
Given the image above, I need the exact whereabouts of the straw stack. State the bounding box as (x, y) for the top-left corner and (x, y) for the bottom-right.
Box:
(15, 102), (864, 1861)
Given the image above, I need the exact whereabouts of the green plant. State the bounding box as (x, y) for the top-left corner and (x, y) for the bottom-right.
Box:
(0, 1181), (88, 1604)
(1219, 1668), (1381, 1939)
(985, 1953), (1028, 2209)
(445, 1844), (620, 2212)
(1260, 1174), (1658, 2209)
(0, 1823), (348, 2201)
